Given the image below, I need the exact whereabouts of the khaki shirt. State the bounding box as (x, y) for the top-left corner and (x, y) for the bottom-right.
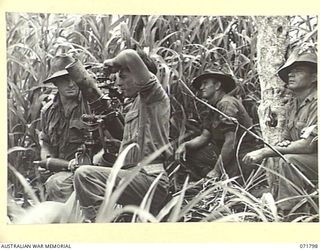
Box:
(287, 89), (317, 141)
(203, 94), (253, 150)
(120, 74), (172, 167)
(40, 95), (90, 161)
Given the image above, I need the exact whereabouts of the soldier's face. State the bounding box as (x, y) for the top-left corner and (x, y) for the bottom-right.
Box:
(54, 76), (79, 98)
(200, 78), (216, 99)
(117, 69), (138, 98)
(287, 65), (316, 91)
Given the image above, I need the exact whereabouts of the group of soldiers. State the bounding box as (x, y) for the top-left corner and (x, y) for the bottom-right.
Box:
(37, 45), (318, 222)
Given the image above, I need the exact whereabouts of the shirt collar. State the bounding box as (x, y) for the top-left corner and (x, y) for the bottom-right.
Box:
(52, 93), (80, 117)
(293, 87), (317, 112)
(300, 87), (317, 107)
(207, 92), (225, 106)
(305, 88), (317, 102)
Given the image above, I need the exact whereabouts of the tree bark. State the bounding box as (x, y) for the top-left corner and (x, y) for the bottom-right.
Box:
(256, 16), (292, 194)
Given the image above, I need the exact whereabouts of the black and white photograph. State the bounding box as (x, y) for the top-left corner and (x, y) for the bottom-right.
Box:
(6, 12), (318, 225)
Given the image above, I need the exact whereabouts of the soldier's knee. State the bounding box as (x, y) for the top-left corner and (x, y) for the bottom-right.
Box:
(278, 154), (300, 175)
(283, 154), (298, 163)
(74, 165), (93, 185)
(46, 172), (70, 189)
(45, 177), (56, 196)
(45, 175), (56, 187)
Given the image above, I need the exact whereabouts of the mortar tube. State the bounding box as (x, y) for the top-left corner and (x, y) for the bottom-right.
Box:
(66, 59), (103, 103)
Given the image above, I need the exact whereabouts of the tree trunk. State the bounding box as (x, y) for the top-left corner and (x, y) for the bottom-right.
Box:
(256, 16), (292, 194)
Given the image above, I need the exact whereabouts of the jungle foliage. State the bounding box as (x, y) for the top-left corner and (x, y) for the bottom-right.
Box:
(7, 13), (318, 223)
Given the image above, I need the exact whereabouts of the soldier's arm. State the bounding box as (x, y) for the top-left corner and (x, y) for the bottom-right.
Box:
(65, 57), (104, 104)
(66, 57), (124, 140)
(243, 136), (317, 164)
(185, 129), (211, 149)
(39, 104), (54, 160)
(40, 139), (52, 160)
(175, 129), (211, 160)
(104, 49), (152, 89)
(219, 131), (237, 166)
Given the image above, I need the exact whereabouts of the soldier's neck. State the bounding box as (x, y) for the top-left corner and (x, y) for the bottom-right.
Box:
(208, 90), (225, 106)
(60, 95), (78, 116)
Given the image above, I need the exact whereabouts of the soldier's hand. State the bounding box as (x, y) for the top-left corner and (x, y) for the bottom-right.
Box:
(242, 149), (265, 165)
(103, 59), (121, 75)
(175, 143), (187, 161)
(277, 140), (291, 147)
(68, 159), (79, 172)
(206, 169), (220, 180)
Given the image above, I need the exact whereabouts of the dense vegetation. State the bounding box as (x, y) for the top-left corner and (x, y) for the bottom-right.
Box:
(7, 13), (318, 223)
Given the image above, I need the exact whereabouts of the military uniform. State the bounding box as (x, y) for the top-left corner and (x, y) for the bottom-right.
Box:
(275, 49), (318, 211)
(74, 74), (172, 220)
(181, 69), (257, 182)
(203, 94), (256, 178)
(40, 95), (91, 202)
(40, 95), (90, 161)
(276, 89), (318, 210)
(40, 54), (118, 203)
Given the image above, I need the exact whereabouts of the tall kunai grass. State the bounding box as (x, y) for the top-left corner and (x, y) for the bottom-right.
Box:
(7, 14), (318, 223)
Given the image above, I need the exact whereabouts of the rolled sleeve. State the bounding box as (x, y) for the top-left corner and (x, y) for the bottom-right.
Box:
(136, 74), (157, 91)
(40, 104), (51, 144)
(139, 74), (166, 104)
(217, 99), (239, 119)
(301, 125), (318, 139)
(216, 99), (239, 129)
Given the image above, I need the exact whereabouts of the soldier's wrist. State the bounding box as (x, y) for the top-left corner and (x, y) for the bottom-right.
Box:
(261, 147), (273, 158)
(181, 142), (188, 149)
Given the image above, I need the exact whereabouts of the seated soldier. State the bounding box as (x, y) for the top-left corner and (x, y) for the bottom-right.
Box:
(40, 54), (122, 202)
(243, 48), (318, 218)
(173, 109), (219, 182)
(72, 49), (172, 222)
(176, 70), (257, 183)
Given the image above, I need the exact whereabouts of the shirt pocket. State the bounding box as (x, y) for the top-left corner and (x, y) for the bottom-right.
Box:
(69, 119), (86, 143)
(123, 109), (139, 144)
(295, 120), (307, 136)
(296, 120), (307, 131)
(289, 119), (307, 139)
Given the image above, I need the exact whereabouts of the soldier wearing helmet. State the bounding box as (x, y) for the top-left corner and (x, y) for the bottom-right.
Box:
(243, 48), (318, 219)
